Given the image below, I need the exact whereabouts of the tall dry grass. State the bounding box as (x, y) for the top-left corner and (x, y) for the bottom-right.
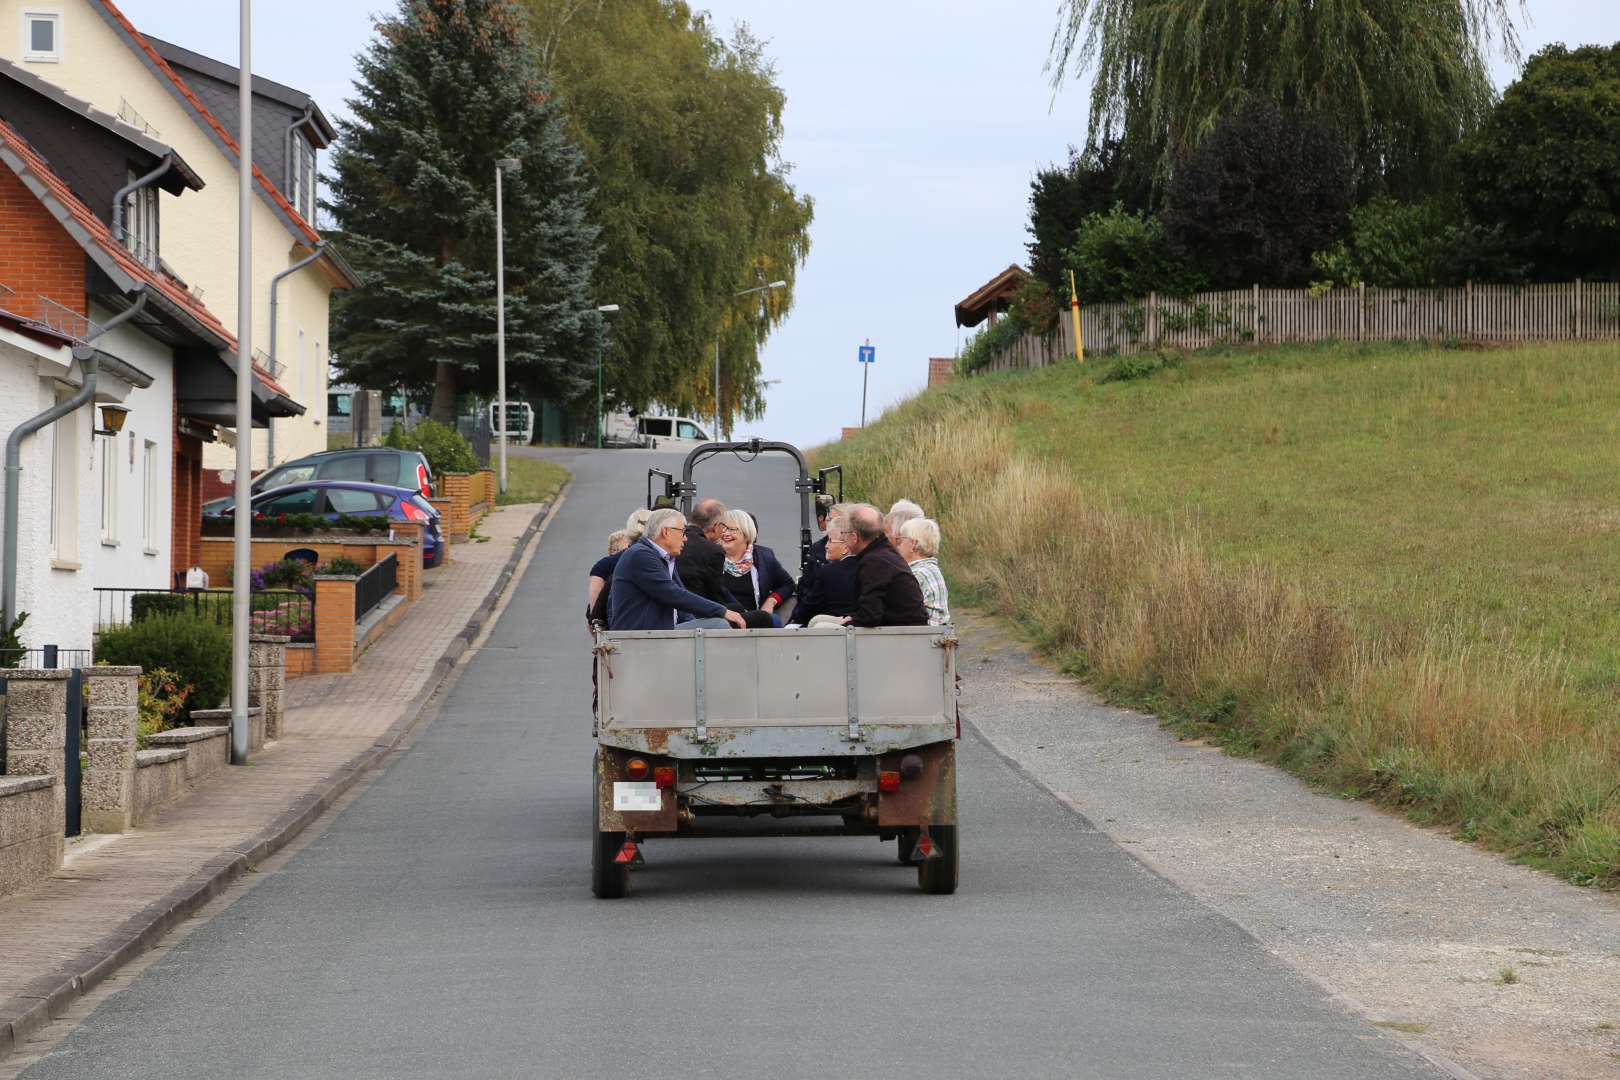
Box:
(831, 393), (1619, 886)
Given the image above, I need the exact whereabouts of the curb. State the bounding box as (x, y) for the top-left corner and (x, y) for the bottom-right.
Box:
(0, 490), (568, 1061)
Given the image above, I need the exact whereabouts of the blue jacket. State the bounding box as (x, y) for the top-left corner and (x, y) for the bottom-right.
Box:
(609, 537), (728, 631)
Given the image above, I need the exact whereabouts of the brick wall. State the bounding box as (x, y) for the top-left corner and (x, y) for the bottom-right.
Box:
(842, 426), (862, 440)
(0, 166), (86, 320)
(928, 357), (955, 387)
(171, 407), (205, 577)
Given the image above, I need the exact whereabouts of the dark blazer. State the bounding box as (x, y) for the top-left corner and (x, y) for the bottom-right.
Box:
(587, 549), (624, 626)
(793, 534), (829, 610)
(792, 556), (859, 624)
(851, 535), (927, 627)
(609, 537), (728, 631)
(675, 524), (727, 605)
(721, 543), (797, 613)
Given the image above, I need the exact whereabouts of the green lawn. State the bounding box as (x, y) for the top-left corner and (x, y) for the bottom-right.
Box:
(495, 456), (569, 506)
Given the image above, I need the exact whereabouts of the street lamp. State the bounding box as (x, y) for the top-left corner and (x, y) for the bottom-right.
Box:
(595, 303), (620, 449)
(716, 279), (786, 440)
(494, 157), (521, 494)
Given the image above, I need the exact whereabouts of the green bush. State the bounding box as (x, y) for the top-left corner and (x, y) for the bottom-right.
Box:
(385, 419), (479, 475)
(317, 556), (366, 576)
(97, 615), (231, 721)
(131, 593), (191, 622)
(1310, 197), (1454, 288)
(1065, 204), (1202, 304)
(1100, 351), (1177, 383)
(957, 316), (1029, 375)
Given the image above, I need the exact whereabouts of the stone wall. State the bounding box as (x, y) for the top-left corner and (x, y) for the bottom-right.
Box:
(0, 670), (67, 897)
(132, 749), (188, 821)
(81, 667), (139, 835)
(142, 726), (229, 783)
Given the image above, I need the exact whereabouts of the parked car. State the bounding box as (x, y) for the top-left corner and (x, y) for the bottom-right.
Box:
(221, 481), (446, 569)
(599, 411), (712, 450)
(202, 448), (434, 515)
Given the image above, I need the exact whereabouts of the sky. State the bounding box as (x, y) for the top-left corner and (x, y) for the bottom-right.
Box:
(115, 1), (1620, 449)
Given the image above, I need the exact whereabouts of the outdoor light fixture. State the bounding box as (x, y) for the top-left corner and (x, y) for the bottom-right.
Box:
(95, 402), (130, 436)
(494, 157), (523, 495)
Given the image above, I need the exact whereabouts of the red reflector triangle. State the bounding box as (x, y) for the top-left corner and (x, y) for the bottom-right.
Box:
(917, 835), (934, 857)
(614, 842), (638, 865)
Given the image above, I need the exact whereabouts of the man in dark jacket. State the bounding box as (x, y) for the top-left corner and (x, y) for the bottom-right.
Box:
(792, 494), (836, 615)
(610, 509), (745, 631)
(843, 504), (927, 627)
(676, 498), (729, 605)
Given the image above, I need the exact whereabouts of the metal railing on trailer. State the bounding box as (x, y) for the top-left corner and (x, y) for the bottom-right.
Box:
(353, 554), (398, 622)
(93, 587), (315, 642)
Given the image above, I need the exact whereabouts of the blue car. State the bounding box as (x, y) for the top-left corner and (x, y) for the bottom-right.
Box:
(233, 480), (446, 568)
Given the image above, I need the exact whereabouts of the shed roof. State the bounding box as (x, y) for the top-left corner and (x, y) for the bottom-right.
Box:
(954, 264), (1029, 328)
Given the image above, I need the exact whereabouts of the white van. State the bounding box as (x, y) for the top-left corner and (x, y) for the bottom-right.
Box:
(602, 412), (712, 450)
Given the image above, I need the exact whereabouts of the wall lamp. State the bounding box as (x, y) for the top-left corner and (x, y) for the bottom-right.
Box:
(95, 403), (130, 437)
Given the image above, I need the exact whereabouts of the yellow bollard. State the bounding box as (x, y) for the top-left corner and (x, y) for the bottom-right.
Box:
(1069, 270), (1084, 364)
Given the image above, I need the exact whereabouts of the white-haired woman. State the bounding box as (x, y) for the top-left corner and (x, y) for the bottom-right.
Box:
(715, 508), (796, 626)
(587, 507), (656, 628)
(885, 498), (924, 545)
(897, 517), (950, 626)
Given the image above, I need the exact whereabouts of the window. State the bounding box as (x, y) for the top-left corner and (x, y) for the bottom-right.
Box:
(22, 11), (60, 63)
(142, 439), (157, 551)
(49, 388), (78, 562)
(325, 489), (387, 515)
(122, 172), (158, 268)
(328, 392), (351, 418)
(254, 488), (320, 516)
(100, 432), (118, 545)
(640, 418), (671, 437)
(677, 421), (706, 440)
(319, 456), (368, 482)
(289, 130), (316, 223)
(256, 462), (315, 492)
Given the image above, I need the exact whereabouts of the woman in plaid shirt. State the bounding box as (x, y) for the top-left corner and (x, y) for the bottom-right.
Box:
(897, 517), (950, 626)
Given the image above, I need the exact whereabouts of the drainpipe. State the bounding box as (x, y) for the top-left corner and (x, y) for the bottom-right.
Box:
(266, 241), (326, 465)
(111, 156), (173, 251)
(3, 291), (148, 631)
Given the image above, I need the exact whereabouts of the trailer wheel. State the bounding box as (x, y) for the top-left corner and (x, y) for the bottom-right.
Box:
(917, 825), (958, 895)
(591, 761), (630, 899)
(895, 828), (917, 865)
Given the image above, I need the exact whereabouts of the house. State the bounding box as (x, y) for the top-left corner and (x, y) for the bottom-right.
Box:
(0, 64), (299, 653)
(0, 0), (356, 496)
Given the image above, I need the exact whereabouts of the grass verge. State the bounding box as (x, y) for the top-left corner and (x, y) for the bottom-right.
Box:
(496, 457), (569, 507)
(824, 338), (1620, 888)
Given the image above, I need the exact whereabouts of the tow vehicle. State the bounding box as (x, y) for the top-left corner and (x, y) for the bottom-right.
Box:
(590, 439), (960, 897)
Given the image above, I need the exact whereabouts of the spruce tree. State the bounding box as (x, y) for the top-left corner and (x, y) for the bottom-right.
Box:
(328, 0), (599, 422)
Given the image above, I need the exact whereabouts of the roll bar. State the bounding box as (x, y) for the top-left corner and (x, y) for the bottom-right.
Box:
(646, 439), (839, 575)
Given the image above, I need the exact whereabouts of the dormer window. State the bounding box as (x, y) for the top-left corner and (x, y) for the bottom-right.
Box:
(290, 129), (316, 223)
(22, 10), (61, 62)
(122, 172), (159, 269)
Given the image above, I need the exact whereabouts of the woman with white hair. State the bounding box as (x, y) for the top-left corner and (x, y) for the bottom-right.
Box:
(885, 498), (924, 545)
(896, 517), (950, 626)
(587, 507), (657, 628)
(715, 508), (796, 626)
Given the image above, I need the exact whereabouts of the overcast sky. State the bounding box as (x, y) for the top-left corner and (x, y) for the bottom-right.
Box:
(117, 1), (1620, 448)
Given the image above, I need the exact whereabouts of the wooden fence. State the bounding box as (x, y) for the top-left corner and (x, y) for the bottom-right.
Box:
(977, 280), (1620, 373)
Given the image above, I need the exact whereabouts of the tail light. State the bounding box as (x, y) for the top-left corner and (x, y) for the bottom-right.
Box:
(626, 757), (650, 780)
(878, 770), (901, 793)
(653, 766), (675, 789)
(402, 501), (430, 522)
(417, 463), (431, 498)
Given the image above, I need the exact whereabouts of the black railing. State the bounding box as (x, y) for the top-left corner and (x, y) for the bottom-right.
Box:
(354, 554), (398, 622)
(93, 587), (315, 643)
(0, 645), (92, 670)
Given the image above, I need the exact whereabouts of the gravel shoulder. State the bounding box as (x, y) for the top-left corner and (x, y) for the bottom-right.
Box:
(955, 610), (1620, 1080)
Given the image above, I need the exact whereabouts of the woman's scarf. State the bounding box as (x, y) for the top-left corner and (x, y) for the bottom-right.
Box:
(725, 545), (756, 578)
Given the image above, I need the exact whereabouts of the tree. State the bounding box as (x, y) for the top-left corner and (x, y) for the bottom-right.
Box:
(1047, 0), (1519, 196)
(1027, 140), (1154, 300)
(1064, 204), (1201, 303)
(1161, 101), (1354, 288)
(1454, 43), (1620, 281)
(327, 0), (600, 423)
(523, 1), (813, 428)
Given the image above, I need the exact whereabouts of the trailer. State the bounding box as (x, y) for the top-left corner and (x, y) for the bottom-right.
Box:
(589, 440), (960, 897)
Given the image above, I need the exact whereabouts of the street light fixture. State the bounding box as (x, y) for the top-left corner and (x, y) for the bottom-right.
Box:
(595, 303), (620, 449)
(494, 157), (521, 494)
(716, 279), (787, 440)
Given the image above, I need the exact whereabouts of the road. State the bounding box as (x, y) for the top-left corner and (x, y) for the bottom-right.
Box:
(22, 447), (1449, 1079)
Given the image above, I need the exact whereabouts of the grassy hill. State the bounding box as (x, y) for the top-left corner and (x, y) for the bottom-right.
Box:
(827, 339), (1620, 887)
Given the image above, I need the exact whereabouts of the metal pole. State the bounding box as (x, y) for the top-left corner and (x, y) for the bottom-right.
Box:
(495, 164), (507, 494)
(596, 334), (603, 449)
(231, 0), (253, 765)
(861, 360), (869, 428)
(713, 338), (721, 441)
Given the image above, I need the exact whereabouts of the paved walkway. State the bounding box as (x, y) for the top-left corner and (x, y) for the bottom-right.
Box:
(0, 502), (551, 1057)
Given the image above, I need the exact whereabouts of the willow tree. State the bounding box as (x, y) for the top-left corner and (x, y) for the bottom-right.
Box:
(1048, 0), (1521, 196)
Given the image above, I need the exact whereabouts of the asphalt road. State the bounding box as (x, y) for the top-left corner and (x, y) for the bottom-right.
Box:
(23, 447), (1448, 1079)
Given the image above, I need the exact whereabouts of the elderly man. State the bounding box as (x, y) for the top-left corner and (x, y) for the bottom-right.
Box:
(676, 497), (729, 605)
(610, 508), (746, 631)
(844, 504), (927, 627)
(885, 498), (924, 545)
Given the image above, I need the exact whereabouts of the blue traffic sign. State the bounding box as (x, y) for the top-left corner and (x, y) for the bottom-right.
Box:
(858, 345), (875, 364)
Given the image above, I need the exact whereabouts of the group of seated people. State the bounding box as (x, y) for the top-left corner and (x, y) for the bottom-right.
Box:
(586, 495), (950, 633)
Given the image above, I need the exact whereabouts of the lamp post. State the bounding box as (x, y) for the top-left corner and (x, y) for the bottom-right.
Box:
(230, 0), (254, 765)
(595, 303), (620, 449)
(717, 279), (786, 440)
(494, 157), (521, 493)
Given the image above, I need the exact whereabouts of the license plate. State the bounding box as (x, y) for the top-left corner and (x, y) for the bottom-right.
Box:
(613, 781), (661, 812)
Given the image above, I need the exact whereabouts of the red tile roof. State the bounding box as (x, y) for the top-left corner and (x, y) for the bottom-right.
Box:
(96, 0), (321, 247)
(0, 117), (292, 398)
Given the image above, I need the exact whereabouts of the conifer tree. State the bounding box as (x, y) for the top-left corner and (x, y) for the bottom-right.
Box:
(328, 0), (599, 422)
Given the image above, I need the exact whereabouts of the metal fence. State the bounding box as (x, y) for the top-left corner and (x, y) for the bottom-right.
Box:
(353, 554), (398, 622)
(0, 645), (92, 670)
(973, 279), (1620, 370)
(457, 410), (492, 467)
(93, 588), (315, 643)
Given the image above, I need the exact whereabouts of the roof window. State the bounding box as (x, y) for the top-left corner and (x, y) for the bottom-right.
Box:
(22, 11), (61, 63)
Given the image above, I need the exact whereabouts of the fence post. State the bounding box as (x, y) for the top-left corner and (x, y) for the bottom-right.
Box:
(1252, 284), (1261, 343)
(248, 635), (289, 741)
(1357, 282), (1365, 341)
(82, 666), (139, 834)
(1147, 292), (1157, 346)
(1575, 279), (1582, 339)
(1465, 280), (1473, 340)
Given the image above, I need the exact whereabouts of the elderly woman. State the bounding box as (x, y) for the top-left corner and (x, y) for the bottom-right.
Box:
(897, 517), (950, 626)
(791, 508), (861, 627)
(715, 508), (796, 624)
(587, 508), (654, 628)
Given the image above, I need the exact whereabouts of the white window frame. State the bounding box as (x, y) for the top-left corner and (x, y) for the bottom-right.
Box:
(49, 388), (79, 566)
(21, 10), (61, 64)
(122, 171), (159, 268)
(142, 438), (158, 553)
(290, 130), (316, 223)
(99, 432), (118, 546)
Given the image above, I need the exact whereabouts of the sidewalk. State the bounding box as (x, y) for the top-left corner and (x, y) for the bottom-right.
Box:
(0, 499), (558, 1059)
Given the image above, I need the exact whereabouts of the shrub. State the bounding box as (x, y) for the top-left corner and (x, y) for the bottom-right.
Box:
(251, 557), (315, 596)
(317, 556), (366, 576)
(0, 610), (27, 668)
(131, 593), (191, 622)
(957, 316), (1029, 375)
(1064, 204), (1201, 304)
(1311, 197), (1455, 288)
(97, 615), (232, 721)
(385, 419), (479, 475)
(136, 667), (192, 739)
(1009, 279), (1059, 335)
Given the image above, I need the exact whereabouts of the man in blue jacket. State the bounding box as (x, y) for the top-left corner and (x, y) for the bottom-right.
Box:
(609, 508), (746, 631)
